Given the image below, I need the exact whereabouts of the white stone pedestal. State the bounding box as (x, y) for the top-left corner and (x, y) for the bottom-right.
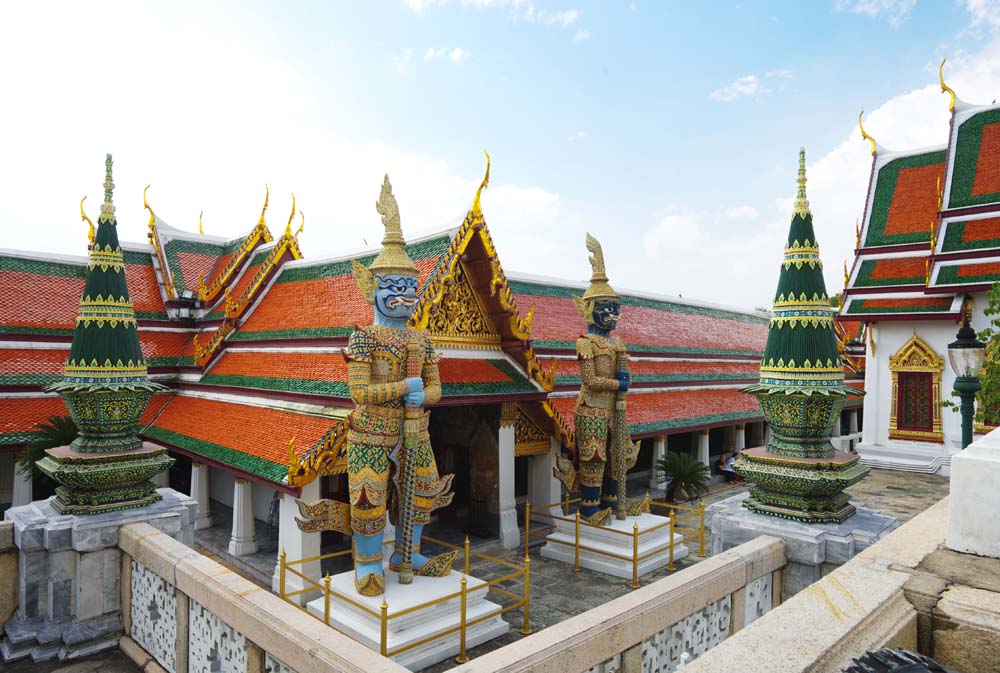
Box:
(306, 567), (509, 671)
(1, 489), (197, 663)
(947, 427), (1000, 558)
(540, 512), (688, 579)
(707, 492), (898, 599)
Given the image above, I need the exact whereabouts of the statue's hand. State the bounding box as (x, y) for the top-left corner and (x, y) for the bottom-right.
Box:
(405, 389), (426, 408)
(615, 371), (630, 392)
(405, 376), (424, 394)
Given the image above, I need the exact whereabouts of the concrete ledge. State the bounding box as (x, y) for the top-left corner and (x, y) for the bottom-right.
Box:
(119, 522), (201, 586)
(933, 585), (1000, 673)
(118, 521), (410, 673)
(0, 521), (13, 551)
(452, 535), (785, 673)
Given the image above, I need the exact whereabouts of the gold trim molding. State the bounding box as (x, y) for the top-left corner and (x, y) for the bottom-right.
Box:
(888, 333), (944, 443)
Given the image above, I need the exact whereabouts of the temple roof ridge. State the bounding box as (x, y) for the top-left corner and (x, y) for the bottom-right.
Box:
(505, 271), (770, 320)
(273, 223), (463, 271)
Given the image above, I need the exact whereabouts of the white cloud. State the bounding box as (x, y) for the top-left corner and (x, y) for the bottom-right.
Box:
(573, 29), (591, 42)
(709, 75), (762, 102)
(402, 0), (448, 12)
(0, 3), (556, 277)
(966, 0), (1000, 30)
(835, 0), (917, 27)
(765, 68), (793, 80)
(566, 130), (587, 142)
(448, 47), (472, 63)
(394, 48), (415, 74)
(426, 0), (583, 30)
(424, 47), (446, 60)
(725, 206), (759, 220)
(539, 9), (578, 26)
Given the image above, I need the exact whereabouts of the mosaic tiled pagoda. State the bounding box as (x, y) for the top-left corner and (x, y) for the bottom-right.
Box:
(39, 155), (173, 515)
(736, 149), (868, 523)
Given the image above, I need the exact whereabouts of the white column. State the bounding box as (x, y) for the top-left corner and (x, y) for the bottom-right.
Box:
(272, 478), (321, 604)
(12, 460), (32, 507)
(228, 478), (258, 556)
(697, 429), (710, 468)
(649, 436), (667, 492)
(849, 410), (859, 435)
(498, 403), (519, 549)
(528, 438), (563, 509)
(735, 424), (746, 454)
(190, 462), (213, 530)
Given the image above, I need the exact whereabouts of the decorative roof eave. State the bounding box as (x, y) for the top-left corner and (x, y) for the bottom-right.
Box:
(145, 186), (178, 301)
(197, 187), (276, 304)
(191, 219), (304, 368)
(409, 153), (555, 392)
(288, 417), (349, 486)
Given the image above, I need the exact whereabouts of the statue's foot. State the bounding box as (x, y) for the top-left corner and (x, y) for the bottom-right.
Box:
(388, 551), (457, 577)
(625, 497), (646, 517)
(354, 572), (385, 596)
(583, 508), (612, 526)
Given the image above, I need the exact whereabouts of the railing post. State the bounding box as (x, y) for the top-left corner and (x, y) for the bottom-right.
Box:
(464, 535), (471, 576)
(524, 501), (531, 557)
(699, 499), (706, 557)
(630, 522), (640, 589)
(279, 549), (286, 599)
(456, 577), (469, 663)
(521, 552), (533, 635)
(668, 510), (675, 571)
(563, 487), (569, 516)
(573, 511), (582, 573)
(323, 574), (331, 625)
(644, 491), (650, 514)
(380, 599), (389, 657)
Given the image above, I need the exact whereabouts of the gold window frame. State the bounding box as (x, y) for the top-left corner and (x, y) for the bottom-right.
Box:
(888, 333), (944, 443)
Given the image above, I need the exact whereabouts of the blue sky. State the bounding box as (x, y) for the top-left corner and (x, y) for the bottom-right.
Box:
(1, 1), (999, 308)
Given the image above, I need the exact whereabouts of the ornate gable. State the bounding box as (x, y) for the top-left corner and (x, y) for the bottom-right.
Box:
(514, 404), (550, 456)
(424, 260), (502, 349)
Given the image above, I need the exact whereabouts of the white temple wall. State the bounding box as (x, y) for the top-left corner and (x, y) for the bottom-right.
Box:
(207, 466), (273, 523)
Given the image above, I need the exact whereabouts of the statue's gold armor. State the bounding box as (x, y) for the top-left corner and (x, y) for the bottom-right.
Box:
(345, 325), (452, 537)
(574, 333), (627, 470)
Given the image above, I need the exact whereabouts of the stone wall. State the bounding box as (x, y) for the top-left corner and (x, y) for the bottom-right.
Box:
(118, 521), (409, 673)
(0, 521), (16, 627)
(450, 535), (786, 673)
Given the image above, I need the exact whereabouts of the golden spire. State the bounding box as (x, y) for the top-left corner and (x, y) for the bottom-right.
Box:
(472, 149), (491, 217)
(199, 211), (204, 235)
(259, 184), (270, 227)
(940, 57), (956, 112)
(858, 110), (876, 156)
(143, 185), (156, 231)
(80, 196), (95, 245)
(99, 154), (116, 224)
(793, 147), (810, 217)
(284, 193), (296, 239)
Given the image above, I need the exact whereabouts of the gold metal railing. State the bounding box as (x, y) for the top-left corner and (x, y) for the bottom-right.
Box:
(279, 534), (530, 664)
(523, 493), (706, 589)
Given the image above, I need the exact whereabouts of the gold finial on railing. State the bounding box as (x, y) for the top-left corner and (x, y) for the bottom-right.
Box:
(940, 57), (956, 112)
(80, 196), (95, 245)
(858, 110), (877, 156)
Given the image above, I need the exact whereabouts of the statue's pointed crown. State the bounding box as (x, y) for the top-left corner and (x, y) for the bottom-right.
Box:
(367, 174), (418, 278)
(581, 233), (619, 301)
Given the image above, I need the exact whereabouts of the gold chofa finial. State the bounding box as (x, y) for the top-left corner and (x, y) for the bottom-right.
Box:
(285, 193), (296, 238)
(259, 184), (270, 226)
(199, 211), (204, 235)
(80, 196), (95, 245)
(858, 110), (876, 156)
(940, 58), (956, 112)
(143, 184), (156, 230)
(844, 260), (849, 286)
(472, 149), (491, 216)
(855, 218), (861, 248)
(295, 211), (305, 238)
(794, 147), (810, 217)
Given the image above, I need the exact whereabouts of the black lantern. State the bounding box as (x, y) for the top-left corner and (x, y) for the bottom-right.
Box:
(948, 311), (986, 449)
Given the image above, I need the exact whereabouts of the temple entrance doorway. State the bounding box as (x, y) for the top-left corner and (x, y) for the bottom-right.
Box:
(428, 404), (502, 542)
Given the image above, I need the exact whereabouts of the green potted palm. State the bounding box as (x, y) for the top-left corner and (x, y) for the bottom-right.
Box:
(656, 452), (711, 503)
(16, 416), (78, 501)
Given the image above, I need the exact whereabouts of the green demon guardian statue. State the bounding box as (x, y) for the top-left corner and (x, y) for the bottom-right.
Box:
(555, 234), (639, 524)
(299, 175), (456, 597)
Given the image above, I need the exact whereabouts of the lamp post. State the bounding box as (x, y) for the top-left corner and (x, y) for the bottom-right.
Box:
(948, 312), (986, 449)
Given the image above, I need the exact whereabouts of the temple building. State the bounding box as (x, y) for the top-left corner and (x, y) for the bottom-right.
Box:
(840, 63), (1000, 474)
(0, 157), (804, 589)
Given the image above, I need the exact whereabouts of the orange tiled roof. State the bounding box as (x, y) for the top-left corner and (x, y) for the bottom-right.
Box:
(0, 396), (70, 445)
(542, 357), (759, 386)
(549, 387), (761, 438)
(144, 395), (338, 483)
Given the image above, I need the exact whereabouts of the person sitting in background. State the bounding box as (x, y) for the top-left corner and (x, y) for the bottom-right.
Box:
(718, 453), (738, 483)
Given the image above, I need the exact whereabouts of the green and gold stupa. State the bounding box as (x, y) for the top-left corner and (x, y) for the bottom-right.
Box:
(39, 155), (173, 515)
(735, 148), (868, 524)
